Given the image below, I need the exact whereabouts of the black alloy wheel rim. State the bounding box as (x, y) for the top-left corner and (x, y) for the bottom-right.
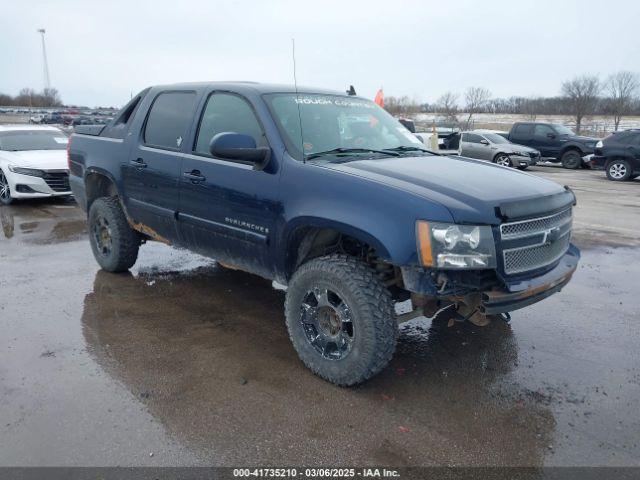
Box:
(300, 287), (354, 360)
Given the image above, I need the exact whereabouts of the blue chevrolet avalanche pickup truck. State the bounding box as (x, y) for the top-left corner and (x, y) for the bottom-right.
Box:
(69, 82), (580, 385)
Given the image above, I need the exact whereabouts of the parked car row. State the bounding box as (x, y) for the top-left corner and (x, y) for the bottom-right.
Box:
(32, 112), (114, 126)
(419, 121), (609, 173)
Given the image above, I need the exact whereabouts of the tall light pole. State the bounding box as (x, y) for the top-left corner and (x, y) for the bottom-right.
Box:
(37, 28), (51, 91)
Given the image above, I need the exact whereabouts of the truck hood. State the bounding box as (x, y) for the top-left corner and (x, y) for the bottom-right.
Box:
(322, 154), (566, 224)
(1, 150), (68, 170)
(562, 134), (598, 143)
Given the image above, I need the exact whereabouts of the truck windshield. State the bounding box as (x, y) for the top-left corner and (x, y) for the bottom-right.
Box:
(552, 124), (575, 136)
(0, 130), (68, 151)
(264, 93), (426, 161)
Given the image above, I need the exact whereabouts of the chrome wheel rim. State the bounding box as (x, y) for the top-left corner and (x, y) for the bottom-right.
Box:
(609, 163), (627, 179)
(92, 216), (113, 256)
(0, 171), (10, 201)
(496, 155), (511, 167)
(300, 287), (354, 360)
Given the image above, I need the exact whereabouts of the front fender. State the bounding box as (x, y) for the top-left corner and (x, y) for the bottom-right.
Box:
(276, 159), (455, 278)
(283, 216), (393, 259)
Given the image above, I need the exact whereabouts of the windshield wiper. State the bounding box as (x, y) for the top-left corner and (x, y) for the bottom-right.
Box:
(383, 146), (439, 155)
(305, 148), (399, 161)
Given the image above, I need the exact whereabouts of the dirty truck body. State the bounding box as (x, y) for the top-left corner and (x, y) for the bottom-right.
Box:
(69, 82), (580, 385)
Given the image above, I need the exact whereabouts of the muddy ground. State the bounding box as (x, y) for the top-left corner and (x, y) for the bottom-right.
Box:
(0, 166), (638, 467)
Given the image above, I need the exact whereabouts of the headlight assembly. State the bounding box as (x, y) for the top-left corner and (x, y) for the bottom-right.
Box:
(416, 221), (497, 269)
(8, 166), (45, 177)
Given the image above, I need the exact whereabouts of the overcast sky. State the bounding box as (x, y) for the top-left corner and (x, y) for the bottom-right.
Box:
(2, 0), (639, 107)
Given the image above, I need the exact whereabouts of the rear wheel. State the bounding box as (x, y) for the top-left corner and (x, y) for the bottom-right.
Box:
(285, 254), (397, 386)
(606, 159), (632, 181)
(0, 170), (13, 205)
(88, 196), (141, 272)
(494, 154), (512, 167)
(517, 165), (529, 170)
(561, 150), (582, 169)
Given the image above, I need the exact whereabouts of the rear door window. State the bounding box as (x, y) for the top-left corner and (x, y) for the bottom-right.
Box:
(463, 133), (483, 143)
(513, 124), (533, 136)
(143, 91), (198, 150)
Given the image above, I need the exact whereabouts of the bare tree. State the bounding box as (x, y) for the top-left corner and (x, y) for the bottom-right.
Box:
(561, 75), (600, 133)
(8, 87), (63, 108)
(42, 88), (63, 107)
(605, 71), (639, 131)
(464, 87), (491, 128)
(384, 95), (420, 115)
(436, 91), (459, 122)
(15, 88), (36, 107)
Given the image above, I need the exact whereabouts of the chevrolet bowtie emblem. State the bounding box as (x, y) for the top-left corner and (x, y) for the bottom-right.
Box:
(544, 226), (562, 244)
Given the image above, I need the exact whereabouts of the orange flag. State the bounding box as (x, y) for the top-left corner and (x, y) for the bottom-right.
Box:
(374, 88), (384, 108)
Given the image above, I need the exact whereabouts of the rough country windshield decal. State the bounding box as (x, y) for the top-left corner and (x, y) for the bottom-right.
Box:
(264, 93), (423, 160)
(293, 97), (376, 109)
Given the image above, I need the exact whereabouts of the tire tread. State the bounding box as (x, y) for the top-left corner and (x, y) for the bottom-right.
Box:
(285, 254), (397, 386)
(89, 196), (140, 272)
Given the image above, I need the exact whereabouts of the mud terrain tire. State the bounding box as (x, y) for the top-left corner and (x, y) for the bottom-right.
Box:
(88, 196), (140, 272)
(285, 254), (397, 386)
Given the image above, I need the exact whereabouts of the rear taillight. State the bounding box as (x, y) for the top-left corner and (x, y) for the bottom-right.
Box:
(67, 135), (72, 170)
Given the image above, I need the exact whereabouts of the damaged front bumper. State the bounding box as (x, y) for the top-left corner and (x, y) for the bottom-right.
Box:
(480, 244), (579, 314)
(401, 244), (580, 316)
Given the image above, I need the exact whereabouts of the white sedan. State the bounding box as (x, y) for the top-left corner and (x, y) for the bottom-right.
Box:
(0, 125), (72, 205)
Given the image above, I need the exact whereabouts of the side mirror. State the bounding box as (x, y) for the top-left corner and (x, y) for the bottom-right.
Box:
(414, 134), (424, 144)
(480, 139), (490, 145)
(209, 132), (270, 169)
(547, 133), (556, 139)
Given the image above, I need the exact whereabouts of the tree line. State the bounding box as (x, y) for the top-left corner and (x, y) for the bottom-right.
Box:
(385, 71), (640, 133)
(0, 88), (63, 108)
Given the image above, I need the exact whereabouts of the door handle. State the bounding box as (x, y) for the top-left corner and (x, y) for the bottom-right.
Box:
(130, 158), (147, 169)
(183, 170), (206, 183)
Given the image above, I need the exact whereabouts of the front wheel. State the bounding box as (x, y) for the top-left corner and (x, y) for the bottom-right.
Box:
(88, 197), (141, 272)
(606, 159), (632, 181)
(0, 170), (13, 205)
(561, 150), (582, 169)
(285, 255), (398, 386)
(493, 154), (513, 167)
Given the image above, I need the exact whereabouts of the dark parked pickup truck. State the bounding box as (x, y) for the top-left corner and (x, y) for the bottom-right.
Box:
(68, 82), (580, 385)
(508, 121), (598, 169)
